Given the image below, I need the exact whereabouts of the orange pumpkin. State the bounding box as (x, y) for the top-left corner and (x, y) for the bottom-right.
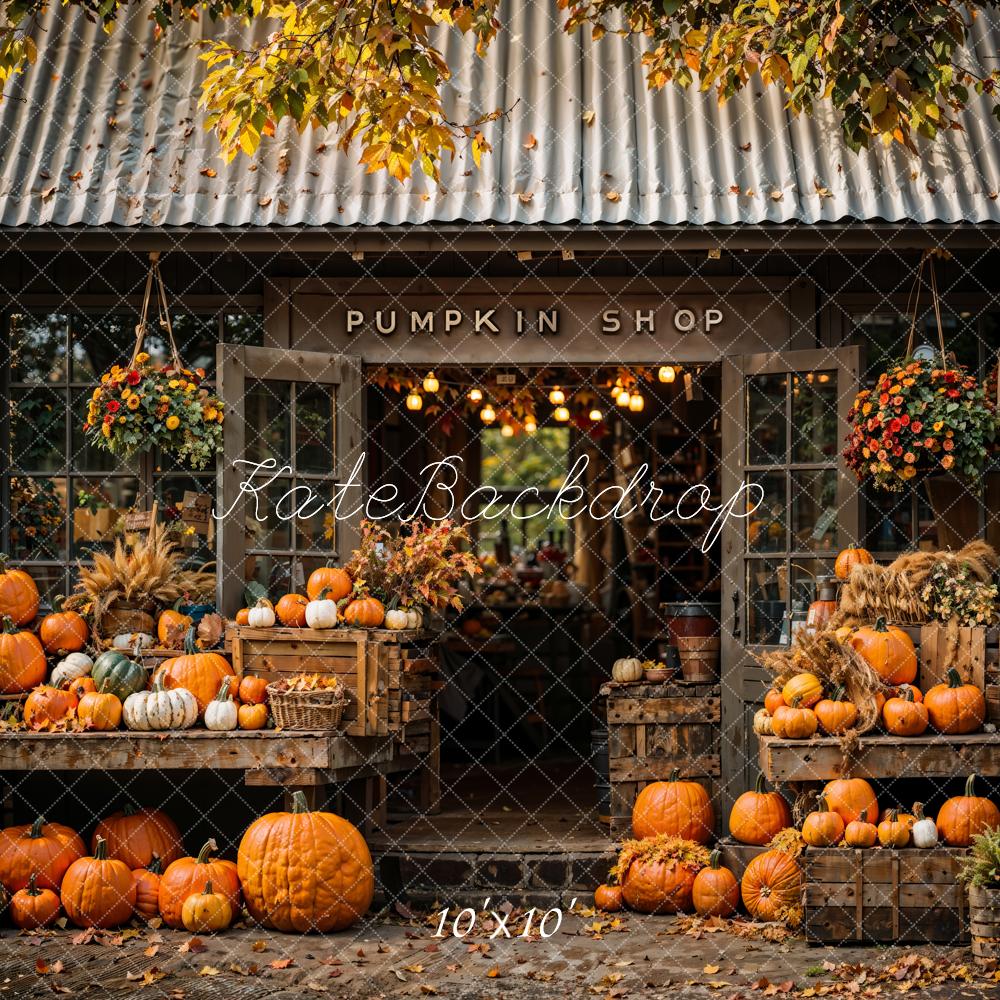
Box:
(69, 676), (97, 699)
(835, 546), (874, 581)
(38, 598), (88, 654)
(764, 688), (785, 715)
(632, 769), (714, 844)
(892, 683), (923, 703)
(0, 617), (46, 694)
(728, 772), (791, 846)
(814, 686), (858, 735)
(850, 617), (917, 685)
(621, 857), (698, 914)
(237, 791), (373, 932)
(159, 839), (241, 929)
(822, 778), (878, 825)
(238, 675), (268, 705)
(924, 669), (986, 735)
(843, 820), (878, 848)
(692, 850), (739, 918)
(877, 809), (910, 848)
(882, 687), (928, 736)
(0, 815), (85, 891)
(23, 685), (78, 730)
(131, 856), (163, 921)
(741, 850), (802, 922)
(306, 565), (353, 603)
(154, 629), (236, 714)
(936, 774), (1000, 847)
(157, 601), (193, 647)
(781, 672), (823, 708)
(593, 883), (623, 912)
(342, 596), (386, 629)
(771, 699), (818, 739)
(92, 804), (184, 871)
(10, 873), (61, 929)
(238, 702), (268, 730)
(234, 607), (251, 626)
(0, 556), (39, 625)
(877, 807), (915, 828)
(802, 796), (845, 847)
(275, 593), (309, 627)
(77, 686), (122, 731)
(60, 837), (136, 929)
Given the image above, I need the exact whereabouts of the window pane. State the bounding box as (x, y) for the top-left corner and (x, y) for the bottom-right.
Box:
(246, 477), (292, 550)
(245, 381), (291, 465)
(71, 314), (139, 382)
(155, 475), (215, 557)
(481, 426), (570, 489)
(27, 566), (67, 609)
(747, 558), (785, 645)
(295, 385), (335, 475)
(747, 471), (786, 552)
(791, 469), (838, 553)
(10, 388), (65, 471)
(746, 374), (786, 465)
(790, 559), (836, 608)
(863, 486), (914, 553)
(294, 481), (333, 552)
(9, 314), (67, 385)
(10, 476), (66, 560)
(791, 372), (838, 463)
(142, 314), (218, 377)
(224, 313), (264, 346)
(72, 477), (142, 555)
(243, 554), (296, 601)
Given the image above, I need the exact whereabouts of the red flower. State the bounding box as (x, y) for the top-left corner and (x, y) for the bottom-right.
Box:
(893, 446), (903, 457)
(889, 419), (902, 433)
(911, 421), (922, 433)
(106, 400), (120, 413)
(947, 388), (960, 398)
(943, 439), (954, 451)
(899, 414), (910, 426)
(126, 370), (141, 386)
(879, 393), (889, 405)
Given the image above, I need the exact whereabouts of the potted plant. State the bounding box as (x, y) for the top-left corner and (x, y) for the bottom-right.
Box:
(960, 827), (1000, 964)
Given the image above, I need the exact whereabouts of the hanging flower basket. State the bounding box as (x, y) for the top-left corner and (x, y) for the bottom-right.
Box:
(81, 255), (225, 471)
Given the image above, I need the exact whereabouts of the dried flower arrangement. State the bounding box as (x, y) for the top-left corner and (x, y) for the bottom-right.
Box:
(608, 835), (711, 886)
(921, 561), (999, 627)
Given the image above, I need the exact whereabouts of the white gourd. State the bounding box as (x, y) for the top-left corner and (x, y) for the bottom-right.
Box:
(50, 652), (94, 689)
(384, 608), (408, 631)
(611, 657), (643, 683)
(204, 678), (238, 731)
(247, 599), (276, 629)
(123, 682), (198, 731)
(304, 591), (339, 630)
(113, 632), (154, 650)
(405, 609), (423, 630)
(911, 802), (939, 849)
(753, 708), (774, 735)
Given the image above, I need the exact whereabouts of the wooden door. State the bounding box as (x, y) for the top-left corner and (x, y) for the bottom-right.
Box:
(720, 347), (861, 807)
(215, 345), (364, 615)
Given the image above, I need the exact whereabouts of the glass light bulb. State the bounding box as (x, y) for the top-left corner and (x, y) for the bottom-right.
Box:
(589, 408), (603, 422)
(524, 419), (537, 434)
(549, 386), (565, 405)
(658, 365), (676, 383)
(468, 388), (483, 403)
(423, 371), (439, 393)
(405, 391), (423, 411)
(616, 389), (631, 407)
(629, 393), (645, 412)
(554, 405), (570, 422)
(500, 423), (514, 438)
(480, 404), (496, 424)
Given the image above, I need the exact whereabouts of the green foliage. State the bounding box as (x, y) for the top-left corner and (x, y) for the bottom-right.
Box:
(960, 826), (1000, 887)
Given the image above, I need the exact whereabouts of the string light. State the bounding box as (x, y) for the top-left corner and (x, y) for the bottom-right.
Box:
(500, 423), (515, 438)
(588, 407), (603, 422)
(553, 405), (570, 422)
(658, 365), (676, 383)
(405, 391), (423, 411)
(423, 371), (439, 393)
(616, 388), (631, 408)
(629, 393), (645, 412)
(468, 387), (483, 403)
(524, 419), (537, 434)
(480, 404), (496, 424)
(549, 386), (565, 405)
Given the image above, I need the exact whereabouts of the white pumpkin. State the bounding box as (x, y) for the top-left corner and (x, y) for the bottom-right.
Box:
(405, 608), (423, 630)
(611, 657), (643, 683)
(304, 592), (338, 630)
(911, 802), (939, 849)
(247, 599), (276, 629)
(384, 608), (409, 631)
(112, 631), (154, 651)
(753, 708), (774, 735)
(123, 681), (198, 731)
(50, 652), (94, 689)
(204, 678), (238, 731)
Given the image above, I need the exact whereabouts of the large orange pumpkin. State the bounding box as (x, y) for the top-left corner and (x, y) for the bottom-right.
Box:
(60, 837), (136, 929)
(0, 617), (46, 694)
(275, 593), (309, 627)
(936, 774), (1000, 847)
(692, 850), (739, 917)
(38, 599), (88, 655)
(822, 778), (879, 825)
(593, 883), (623, 912)
(0, 815), (86, 891)
(153, 630), (235, 714)
(850, 617), (917, 685)
(0, 556), (39, 625)
(131, 857), (163, 921)
(924, 669), (986, 735)
(237, 790), (374, 932)
(342, 596), (386, 628)
(632, 770), (714, 844)
(306, 565), (353, 603)
(23, 685), (78, 730)
(729, 772), (792, 846)
(741, 850), (802, 922)
(835, 546), (874, 581)
(10, 873), (61, 929)
(92, 804), (184, 870)
(158, 839), (241, 929)
(620, 857), (698, 914)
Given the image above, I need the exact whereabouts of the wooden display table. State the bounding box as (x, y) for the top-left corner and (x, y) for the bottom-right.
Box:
(759, 732), (1000, 782)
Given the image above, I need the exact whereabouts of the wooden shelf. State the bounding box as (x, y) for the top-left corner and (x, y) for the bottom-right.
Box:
(758, 732), (1000, 782)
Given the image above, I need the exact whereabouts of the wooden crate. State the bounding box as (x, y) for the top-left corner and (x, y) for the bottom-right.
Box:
(230, 626), (437, 737)
(802, 846), (969, 945)
(716, 837), (769, 883)
(601, 680), (721, 838)
(919, 623), (999, 691)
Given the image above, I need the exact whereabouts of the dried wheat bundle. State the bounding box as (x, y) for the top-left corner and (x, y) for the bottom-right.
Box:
(837, 563), (926, 626)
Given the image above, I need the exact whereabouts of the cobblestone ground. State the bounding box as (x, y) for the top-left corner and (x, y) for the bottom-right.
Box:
(2, 911), (999, 1000)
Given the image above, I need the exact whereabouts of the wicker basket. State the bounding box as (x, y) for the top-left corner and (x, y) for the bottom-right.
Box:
(266, 683), (349, 731)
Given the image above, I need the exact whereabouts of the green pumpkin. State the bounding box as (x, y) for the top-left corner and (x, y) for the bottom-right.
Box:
(92, 650), (147, 700)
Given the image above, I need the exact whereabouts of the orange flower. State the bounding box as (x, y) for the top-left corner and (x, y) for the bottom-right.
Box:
(941, 455), (955, 470)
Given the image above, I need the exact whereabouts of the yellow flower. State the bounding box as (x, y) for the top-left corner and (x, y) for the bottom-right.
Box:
(92, 387), (103, 400)
(933, 421), (944, 432)
(165, 415), (180, 430)
(135, 352), (150, 363)
(168, 380), (180, 389)
(101, 373), (111, 385)
(205, 407), (218, 421)
(101, 421), (112, 438)
(127, 395), (141, 410)
(861, 402), (872, 416)
(118, 416), (126, 424)
(902, 465), (917, 479)
(216, 411), (224, 423)
(121, 388), (131, 400)
(184, 382), (196, 393)
(888, 384), (901, 394)
(160, 395), (170, 404)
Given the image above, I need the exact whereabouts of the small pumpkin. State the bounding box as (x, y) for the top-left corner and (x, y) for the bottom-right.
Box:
(154, 628), (235, 714)
(936, 774), (1000, 847)
(892, 683), (923, 703)
(0, 555), (39, 625)
(110, 631), (154, 650)
(802, 796), (845, 847)
(131, 856), (163, 920)
(781, 672), (822, 708)
(924, 668), (986, 735)
(593, 883), (623, 912)
(10, 873), (60, 929)
(611, 657), (643, 684)
(91, 647), (147, 702)
(238, 702), (268, 730)
(384, 607), (409, 631)
(50, 651), (93, 690)
(764, 688), (786, 715)
(157, 599), (193, 647)
(23, 685), (78, 730)
(877, 809), (910, 848)
(834, 546), (874, 581)
(771, 698), (818, 740)
(123, 680), (198, 731)
(93, 804), (184, 870)
(38, 597), (89, 655)
(850, 617), (917, 685)
(247, 598), (276, 629)
(814, 686), (858, 735)
(752, 708), (774, 736)
(882, 687), (928, 736)
(632, 769), (714, 844)
(342, 596), (386, 628)
(181, 880), (234, 933)
(238, 675), (268, 705)
(911, 802), (939, 849)
(304, 590), (339, 630)
(692, 849), (739, 918)
(69, 676), (97, 699)
(0, 815), (86, 891)
(741, 850), (802, 922)
(77, 683), (122, 731)
(204, 678), (238, 732)
(234, 607), (251, 626)
(728, 772), (791, 846)
(306, 565), (353, 603)
(0, 616), (47, 694)
(159, 838), (241, 930)
(275, 593), (309, 628)
(60, 836), (136, 929)
(843, 820), (878, 848)
(822, 778), (878, 825)
(621, 856), (698, 914)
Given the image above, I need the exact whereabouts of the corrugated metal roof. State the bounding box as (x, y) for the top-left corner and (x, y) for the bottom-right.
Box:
(1, 4), (999, 228)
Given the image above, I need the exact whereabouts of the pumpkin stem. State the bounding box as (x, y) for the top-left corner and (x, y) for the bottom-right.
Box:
(887, 809), (898, 822)
(901, 688), (914, 703)
(754, 771), (766, 794)
(291, 790), (311, 814)
(966, 774), (978, 798)
(874, 616), (888, 633)
(947, 668), (964, 689)
(94, 836), (108, 861)
(27, 872), (39, 896)
(148, 855), (163, 875)
(2, 616), (17, 635)
(203, 880), (214, 895)
(183, 627), (198, 656)
(52, 594), (66, 613)
(708, 849), (721, 869)
(216, 678), (231, 702)
(668, 768), (680, 783)
(815, 795), (828, 813)
(122, 802), (138, 817)
(317, 589), (330, 602)
(830, 685), (845, 702)
(195, 839), (218, 864)
(29, 815), (45, 838)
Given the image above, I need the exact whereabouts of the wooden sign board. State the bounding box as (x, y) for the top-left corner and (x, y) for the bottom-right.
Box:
(123, 508), (155, 533)
(180, 491), (212, 534)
